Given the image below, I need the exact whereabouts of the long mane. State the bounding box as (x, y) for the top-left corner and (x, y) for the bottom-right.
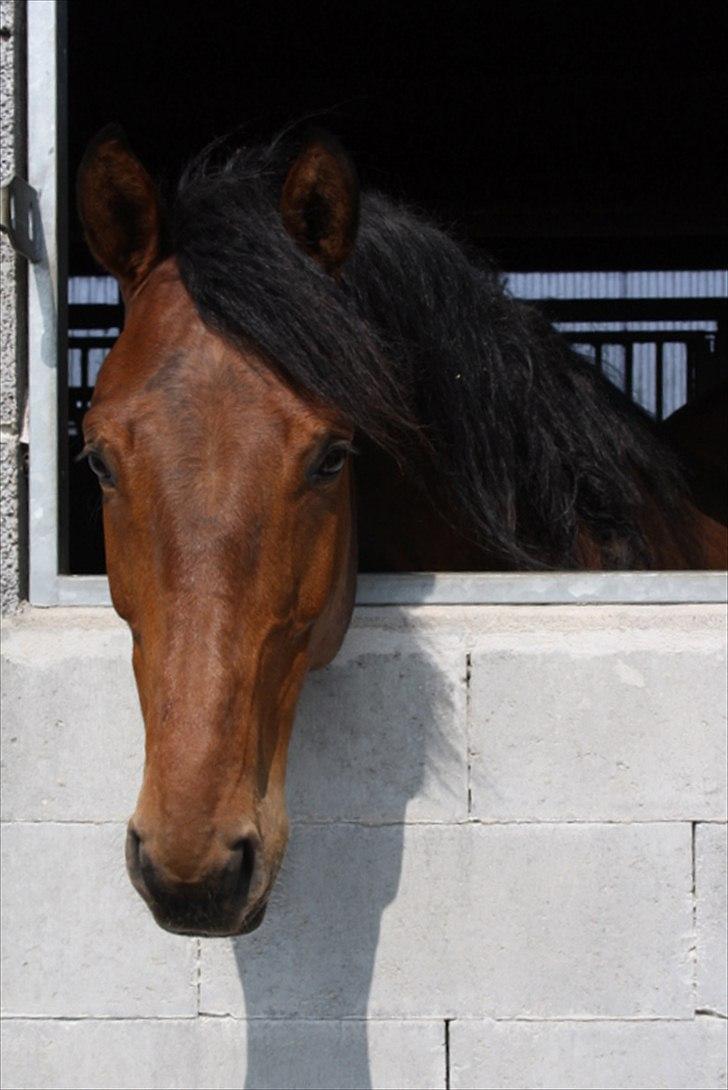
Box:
(173, 133), (692, 569)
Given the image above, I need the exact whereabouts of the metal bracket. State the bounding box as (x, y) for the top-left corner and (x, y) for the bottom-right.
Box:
(0, 175), (42, 263)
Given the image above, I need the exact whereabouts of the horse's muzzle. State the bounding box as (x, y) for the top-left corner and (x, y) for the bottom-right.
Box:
(125, 825), (266, 936)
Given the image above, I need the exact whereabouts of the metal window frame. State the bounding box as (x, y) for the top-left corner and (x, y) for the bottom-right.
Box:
(26, 1), (727, 610)
(27, 0), (61, 606)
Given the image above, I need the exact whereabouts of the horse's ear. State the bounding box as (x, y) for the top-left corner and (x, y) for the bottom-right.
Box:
(77, 125), (163, 295)
(280, 132), (359, 275)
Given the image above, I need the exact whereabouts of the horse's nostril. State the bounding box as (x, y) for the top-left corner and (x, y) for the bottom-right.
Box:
(230, 837), (256, 901)
(125, 825), (150, 898)
(126, 825), (142, 869)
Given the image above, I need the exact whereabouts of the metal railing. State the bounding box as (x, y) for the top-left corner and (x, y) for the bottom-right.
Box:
(66, 295), (726, 427)
(540, 296), (725, 422)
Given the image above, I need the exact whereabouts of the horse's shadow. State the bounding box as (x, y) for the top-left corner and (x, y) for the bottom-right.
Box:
(224, 602), (462, 1090)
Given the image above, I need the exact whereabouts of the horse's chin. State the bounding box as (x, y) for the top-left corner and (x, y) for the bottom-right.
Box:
(153, 900), (269, 939)
(235, 901), (268, 935)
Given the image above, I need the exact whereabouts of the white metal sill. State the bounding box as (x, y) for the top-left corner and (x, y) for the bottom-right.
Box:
(25, 4), (728, 611)
(51, 572), (728, 608)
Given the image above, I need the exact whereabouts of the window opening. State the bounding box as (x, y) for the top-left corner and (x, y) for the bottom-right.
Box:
(26, 0), (726, 604)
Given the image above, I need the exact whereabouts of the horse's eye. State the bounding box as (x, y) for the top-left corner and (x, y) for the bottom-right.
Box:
(313, 444), (350, 482)
(86, 451), (115, 487)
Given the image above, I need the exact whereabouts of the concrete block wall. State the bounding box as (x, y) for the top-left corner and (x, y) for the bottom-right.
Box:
(0, 0), (25, 616)
(1, 604), (727, 1089)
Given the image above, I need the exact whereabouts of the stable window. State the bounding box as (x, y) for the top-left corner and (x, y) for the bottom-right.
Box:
(26, 1), (727, 606)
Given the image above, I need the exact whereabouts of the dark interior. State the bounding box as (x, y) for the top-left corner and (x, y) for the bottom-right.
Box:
(64, 0), (728, 573)
(67, 0), (728, 271)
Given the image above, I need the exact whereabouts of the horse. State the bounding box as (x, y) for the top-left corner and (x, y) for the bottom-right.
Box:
(76, 124), (727, 937)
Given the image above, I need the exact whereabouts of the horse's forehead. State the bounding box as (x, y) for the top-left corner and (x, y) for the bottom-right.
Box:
(103, 268), (240, 394)
(93, 263), (319, 438)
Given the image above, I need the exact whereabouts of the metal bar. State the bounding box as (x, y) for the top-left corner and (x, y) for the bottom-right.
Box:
(542, 298), (728, 323)
(686, 341), (697, 402)
(56, 571), (728, 608)
(67, 337), (118, 349)
(56, 0), (70, 576)
(624, 341), (634, 399)
(567, 332), (711, 345)
(655, 341), (664, 421)
(67, 303), (123, 327)
(27, 1), (60, 605)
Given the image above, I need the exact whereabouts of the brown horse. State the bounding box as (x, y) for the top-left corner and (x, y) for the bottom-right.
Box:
(77, 126), (726, 937)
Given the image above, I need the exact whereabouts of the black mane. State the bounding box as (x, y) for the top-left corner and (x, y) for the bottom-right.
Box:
(173, 134), (691, 569)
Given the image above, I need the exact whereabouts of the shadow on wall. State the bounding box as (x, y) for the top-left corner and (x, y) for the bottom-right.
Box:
(222, 598), (462, 1089)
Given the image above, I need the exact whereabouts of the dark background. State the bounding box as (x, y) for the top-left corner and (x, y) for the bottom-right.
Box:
(67, 0), (728, 274)
(64, 0), (728, 574)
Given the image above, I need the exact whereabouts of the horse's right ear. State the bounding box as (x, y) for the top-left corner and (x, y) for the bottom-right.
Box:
(280, 131), (359, 276)
(77, 125), (163, 296)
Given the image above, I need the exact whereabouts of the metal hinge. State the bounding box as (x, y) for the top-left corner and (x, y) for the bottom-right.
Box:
(0, 175), (42, 262)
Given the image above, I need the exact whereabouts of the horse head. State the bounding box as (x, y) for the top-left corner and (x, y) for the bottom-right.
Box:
(77, 128), (359, 935)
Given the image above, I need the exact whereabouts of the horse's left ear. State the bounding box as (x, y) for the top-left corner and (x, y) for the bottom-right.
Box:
(280, 132), (359, 276)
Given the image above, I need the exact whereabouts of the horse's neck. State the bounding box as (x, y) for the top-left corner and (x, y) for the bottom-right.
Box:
(355, 441), (503, 572)
(355, 442), (726, 573)
(686, 505), (728, 569)
(656, 387), (728, 570)
(354, 440), (619, 573)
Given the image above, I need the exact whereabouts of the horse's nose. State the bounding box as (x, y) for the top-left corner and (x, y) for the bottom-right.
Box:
(125, 825), (262, 935)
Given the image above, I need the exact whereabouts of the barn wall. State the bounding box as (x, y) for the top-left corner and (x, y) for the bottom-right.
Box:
(0, 0), (26, 616)
(2, 604), (726, 1089)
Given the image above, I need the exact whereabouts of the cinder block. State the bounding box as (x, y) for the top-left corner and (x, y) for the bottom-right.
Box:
(449, 1017), (728, 1090)
(239, 1018), (446, 1090)
(1, 613), (142, 821)
(0, 1017), (445, 1090)
(696, 823), (728, 1014)
(288, 637), (467, 823)
(469, 636), (727, 822)
(200, 822), (692, 1019)
(0, 1019), (211, 1090)
(1, 612), (467, 825)
(0, 824), (197, 1017)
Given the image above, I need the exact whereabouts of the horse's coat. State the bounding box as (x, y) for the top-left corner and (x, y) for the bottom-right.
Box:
(77, 126), (726, 936)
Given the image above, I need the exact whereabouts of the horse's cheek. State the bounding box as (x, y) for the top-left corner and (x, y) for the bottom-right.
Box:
(102, 500), (137, 623)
